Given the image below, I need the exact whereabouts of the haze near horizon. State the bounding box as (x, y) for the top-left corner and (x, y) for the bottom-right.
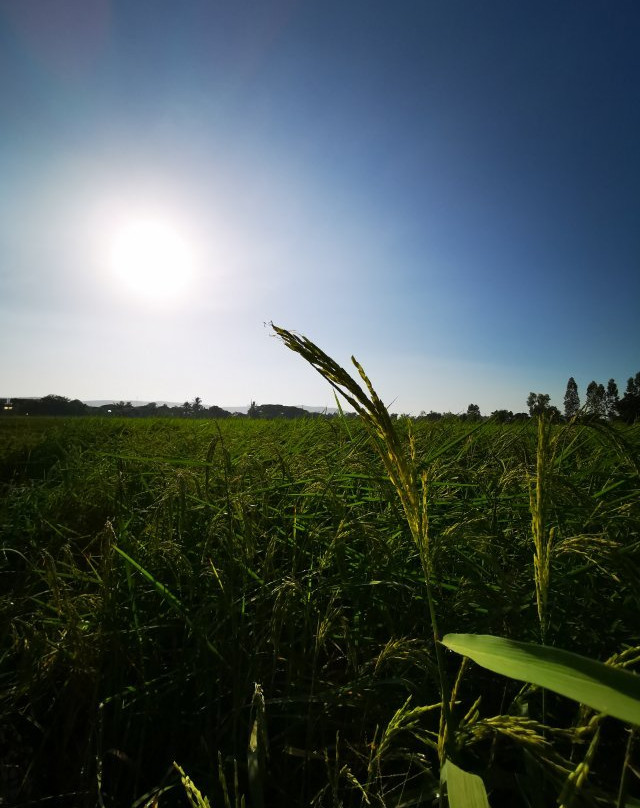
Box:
(1, 2), (638, 415)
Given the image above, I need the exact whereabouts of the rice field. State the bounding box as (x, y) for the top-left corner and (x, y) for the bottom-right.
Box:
(1, 366), (639, 806)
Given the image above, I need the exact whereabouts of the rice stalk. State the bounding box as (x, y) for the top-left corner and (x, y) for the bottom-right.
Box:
(557, 724), (601, 808)
(247, 683), (268, 808)
(366, 697), (440, 791)
(616, 728), (636, 808)
(529, 415), (555, 644)
(272, 324), (455, 757)
(173, 762), (211, 808)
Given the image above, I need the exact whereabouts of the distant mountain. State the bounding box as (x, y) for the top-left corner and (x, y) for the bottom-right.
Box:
(223, 404), (339, 415)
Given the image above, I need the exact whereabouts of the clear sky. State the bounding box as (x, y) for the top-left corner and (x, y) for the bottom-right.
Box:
(1, 1), (638, 415)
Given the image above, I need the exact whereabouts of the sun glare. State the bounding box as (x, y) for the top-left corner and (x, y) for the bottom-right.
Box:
(109, 217), (196, 301)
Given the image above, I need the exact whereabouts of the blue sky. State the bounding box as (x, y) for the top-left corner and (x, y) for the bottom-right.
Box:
(1, 1), (638, 414)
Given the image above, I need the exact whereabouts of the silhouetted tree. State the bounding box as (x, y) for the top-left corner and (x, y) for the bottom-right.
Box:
(207, 405), (231, 419)
(250, 404), (316, 419)
(111, 401), (134, 416)
(39, 395), (69, 415)
(134, 402), (157, 418)
(491, 409), (513, 423)
(563, 377), (580, 419)
(547, 405), (562, 423)
(618, 373), (640, 423)
(29, 395), (89, 416)
(527, 392), (551, 417)
(466, 403), (481, 420)
(418, 410), (443, 421)
(585, 381), (606, 417)
(605, 379), (620, 418)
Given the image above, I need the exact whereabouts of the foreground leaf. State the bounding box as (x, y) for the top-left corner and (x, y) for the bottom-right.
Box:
(442, 634), (640, 726)
(441, 759), (490, 808)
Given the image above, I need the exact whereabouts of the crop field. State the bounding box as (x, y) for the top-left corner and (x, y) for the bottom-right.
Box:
(1, 396), (639, 806)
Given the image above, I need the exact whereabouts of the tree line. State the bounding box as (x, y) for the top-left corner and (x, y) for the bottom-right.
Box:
(2, 372), (639, 422)
(409, 372), (640, 424)
(532, 372), (640, 423)
(0, 396), (324, 421)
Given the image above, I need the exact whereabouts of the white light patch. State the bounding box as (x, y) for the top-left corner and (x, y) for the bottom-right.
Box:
(109, 217), (196, 302)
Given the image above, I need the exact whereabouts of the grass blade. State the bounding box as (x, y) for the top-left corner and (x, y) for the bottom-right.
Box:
(442, 634), (640, 726)
(114, 545), (185, 614)
(114, 545), (225, 662)
(441, 759), (490, 808)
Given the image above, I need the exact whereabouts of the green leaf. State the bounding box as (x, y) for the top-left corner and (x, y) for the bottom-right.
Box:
(247, 683), (268, 808)
(114, 545), (225, 663)
(441, 759), (490, 808)
(114, 545), (185, 613)
(442, 634), (640, 726)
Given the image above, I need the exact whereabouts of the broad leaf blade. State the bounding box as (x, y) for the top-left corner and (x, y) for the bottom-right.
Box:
(441, 759), (490, 808)
(442, 634), (640, 726)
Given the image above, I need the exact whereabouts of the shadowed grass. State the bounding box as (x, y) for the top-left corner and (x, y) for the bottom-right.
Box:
(0, 407), (638, 806)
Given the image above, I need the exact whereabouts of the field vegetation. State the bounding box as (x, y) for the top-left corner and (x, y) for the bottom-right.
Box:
(1, 337), (639, 807)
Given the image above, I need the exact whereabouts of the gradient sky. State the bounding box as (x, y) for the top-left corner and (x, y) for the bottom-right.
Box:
(1, 1), (639, 414)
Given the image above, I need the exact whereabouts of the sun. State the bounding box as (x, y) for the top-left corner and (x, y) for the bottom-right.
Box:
(109, 216), (196, 301)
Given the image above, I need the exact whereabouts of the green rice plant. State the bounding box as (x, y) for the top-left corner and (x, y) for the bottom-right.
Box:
(272, 324), (454, 754)
(441, 634), (640, 726)
(440, 759), (489, 808)
(2, 406), (638, 805)
(529, 415), (555, 644)
(616, 728), (636, 808)
(272, 326), (640, 806)
(174, 762), (212, 808)
(366, 697), (440, 791)
(557, 723), (600, 808)
(443, 632), (640, 805)
(272, 325), (498, 806)
(247, 683), (268, 808)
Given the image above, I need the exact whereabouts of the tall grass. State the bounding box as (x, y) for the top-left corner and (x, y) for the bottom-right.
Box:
(1, 382), (639, 807)
(272, 324), (455, 759)
(272, 325), (640, 806)
(530, 414), (555, 645)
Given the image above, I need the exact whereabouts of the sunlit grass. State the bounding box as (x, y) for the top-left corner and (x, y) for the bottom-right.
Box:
(1, 406), (638, 806)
